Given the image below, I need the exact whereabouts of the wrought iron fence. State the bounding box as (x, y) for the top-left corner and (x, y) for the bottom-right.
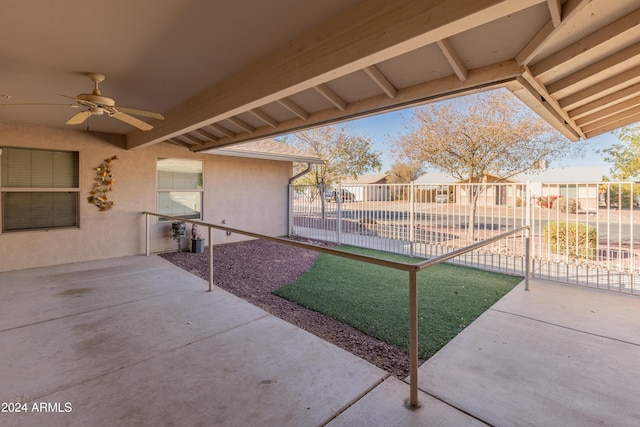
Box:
(289, 181), (640, 294)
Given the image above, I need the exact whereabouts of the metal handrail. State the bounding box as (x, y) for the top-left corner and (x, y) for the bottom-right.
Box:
(143, 211), (530, 409)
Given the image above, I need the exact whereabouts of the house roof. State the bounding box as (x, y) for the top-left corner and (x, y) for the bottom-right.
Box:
(341, 174), (389, 185)
(0, 1), (639, 151)
(210, 139), (323, 164)
(414, 166), (608, 184)
(512, 166), (607, 182)
(413, 173), (458, 185)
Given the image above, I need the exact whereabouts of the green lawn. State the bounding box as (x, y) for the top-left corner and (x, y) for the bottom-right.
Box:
(274, 246), (522, 360)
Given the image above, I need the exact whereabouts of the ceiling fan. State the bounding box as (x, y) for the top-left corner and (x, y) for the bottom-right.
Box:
(2, 73), (164, 131)
(60, 73), (164, 130)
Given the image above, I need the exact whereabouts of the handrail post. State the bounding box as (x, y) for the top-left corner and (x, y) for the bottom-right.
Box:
(525, 231), (531, 291)
(208, 226), (214, 292)
(406, 269), (421, 409)
(525, 182), (531, 291)
(145, 213), (150, 256)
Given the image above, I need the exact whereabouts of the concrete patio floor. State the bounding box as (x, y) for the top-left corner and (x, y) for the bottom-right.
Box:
(1, 255), (639, 426)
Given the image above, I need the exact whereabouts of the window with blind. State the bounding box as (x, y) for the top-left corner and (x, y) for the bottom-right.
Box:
(157, 158), (202, 220)
(1, 147), (80, 232)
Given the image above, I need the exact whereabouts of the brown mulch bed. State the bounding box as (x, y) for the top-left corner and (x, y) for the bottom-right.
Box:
(159, 238), (410, 379)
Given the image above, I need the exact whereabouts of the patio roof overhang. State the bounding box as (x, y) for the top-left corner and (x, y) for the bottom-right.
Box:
(1, 0), (638, 151)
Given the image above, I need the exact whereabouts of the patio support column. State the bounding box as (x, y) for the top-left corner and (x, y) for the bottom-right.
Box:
(208, 226), (214, 292)
(406, 269), (421, 409)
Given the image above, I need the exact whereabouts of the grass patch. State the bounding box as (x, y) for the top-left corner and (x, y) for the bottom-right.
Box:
(274, 245), (522, 360)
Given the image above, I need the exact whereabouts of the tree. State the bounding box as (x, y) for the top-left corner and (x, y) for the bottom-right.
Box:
(601, 124), (640, 180)
(394, 89), (581, 240)
(283, 124), (381, 216)
(386, 160), (425, 200)
(387, 160), (425, 184)
(285, 124), (381, 186)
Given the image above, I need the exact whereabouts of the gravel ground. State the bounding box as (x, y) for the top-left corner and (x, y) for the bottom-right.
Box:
(159, 238), (412, 378)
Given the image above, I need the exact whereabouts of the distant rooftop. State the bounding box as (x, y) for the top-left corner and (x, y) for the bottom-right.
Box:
(414, 166), (608, 184)
(211, 139), (323, 164)
(341, 174), (389, 185)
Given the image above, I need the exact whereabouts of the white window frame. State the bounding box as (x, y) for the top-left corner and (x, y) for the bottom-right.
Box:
(156, 157), (203, 221)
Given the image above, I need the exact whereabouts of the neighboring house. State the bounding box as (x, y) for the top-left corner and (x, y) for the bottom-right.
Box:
(413, 166), (605, 207)
(0, 125), (319, 272)
(514, 166), (606, 210)
(340, 174), (391, 201)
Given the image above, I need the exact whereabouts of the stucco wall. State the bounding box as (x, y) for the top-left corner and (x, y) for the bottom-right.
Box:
(0, 122), (292, 272)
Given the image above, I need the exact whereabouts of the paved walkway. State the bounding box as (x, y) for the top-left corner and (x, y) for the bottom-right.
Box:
(1, 255), (639, 426)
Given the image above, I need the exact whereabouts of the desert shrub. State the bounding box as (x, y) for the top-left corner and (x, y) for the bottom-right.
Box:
(543, 221), (597, 258)
(554, 197), (580, 213)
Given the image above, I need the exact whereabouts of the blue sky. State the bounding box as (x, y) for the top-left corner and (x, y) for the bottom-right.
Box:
(344, 107), (618, 176)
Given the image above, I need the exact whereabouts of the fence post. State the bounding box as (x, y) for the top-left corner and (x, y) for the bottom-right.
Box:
(288, 184), (293, 236)
(208, 226), (214, 292)
(406, 269), (421, 409)
(410, 182), (415, 257)
(337, 183), (342, 244)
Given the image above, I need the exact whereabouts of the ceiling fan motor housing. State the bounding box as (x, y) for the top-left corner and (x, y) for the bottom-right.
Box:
(77, 93), (115, 108)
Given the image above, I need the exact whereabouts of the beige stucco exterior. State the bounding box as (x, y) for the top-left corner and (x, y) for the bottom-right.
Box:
(0, 122), (292, 272)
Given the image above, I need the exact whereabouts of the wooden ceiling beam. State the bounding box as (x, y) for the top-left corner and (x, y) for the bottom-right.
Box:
(569, 81), (640, 119)
(208, 123), (235, 138)
(575, 94), (640, 126)
(193, 60), (525, 152)
(248, 108), (279, 128)
(558, 63), (640, 110)
(547, 45), (640, 96)
(584, 110), (640, 138)
(180, 134), (205, 145)
(531, 8), (640, 79)
(508, 77), (581, 141)
(520, 67), (584, 138)
(313, 84), (347, 111)
(516, 0), (590, 66)
(193, 128), (219, 142)
(277, 98), (310, 120)
(226, 116), (255, 134)
(364, 65), (397, 98)
(546, 0), (562, 27)
(166, 138), (190, 148)
(581, 105), (640, 133)
(436, 38), (468, 81)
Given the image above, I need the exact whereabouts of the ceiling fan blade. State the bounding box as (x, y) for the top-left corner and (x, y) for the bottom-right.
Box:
(57, 93), (79, 101)
(110, 111), (153, 131)
(0, 103), (79, 108)
(66, 110), (92, 125)
(116, 106), (164, 120)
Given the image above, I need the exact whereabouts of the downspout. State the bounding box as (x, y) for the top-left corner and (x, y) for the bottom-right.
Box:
(288, 163), (313, 236)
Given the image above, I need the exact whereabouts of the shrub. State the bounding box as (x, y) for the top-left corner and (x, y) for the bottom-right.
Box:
(543, 221), (597, 258)
(554, 197), (580, 213)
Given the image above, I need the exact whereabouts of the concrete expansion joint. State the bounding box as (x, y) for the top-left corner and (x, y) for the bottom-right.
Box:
(420, 389), (493, 426)
(489, 308), (640, 347)
(320, 374), (390, 425)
